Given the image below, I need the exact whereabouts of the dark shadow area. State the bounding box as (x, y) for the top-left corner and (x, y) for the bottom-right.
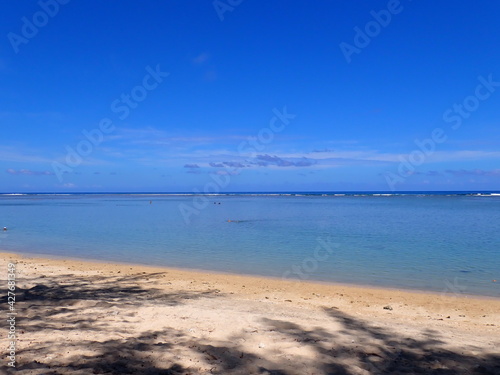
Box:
(1, 272), (225, 374)
(257, 308), (500, 374)
(4, 272), (222, 335)
(14, 329), (187, 375)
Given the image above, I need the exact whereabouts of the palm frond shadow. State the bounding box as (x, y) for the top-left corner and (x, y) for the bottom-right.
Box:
(4, 273), (499, 374)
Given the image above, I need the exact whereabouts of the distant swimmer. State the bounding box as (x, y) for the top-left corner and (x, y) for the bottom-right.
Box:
(3, 227), (7, 231)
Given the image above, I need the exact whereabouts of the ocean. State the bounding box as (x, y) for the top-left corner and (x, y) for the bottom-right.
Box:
(1, 192), (499, 297)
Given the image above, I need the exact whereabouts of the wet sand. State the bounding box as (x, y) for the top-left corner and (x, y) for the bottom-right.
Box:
(1, 251), (499, 374)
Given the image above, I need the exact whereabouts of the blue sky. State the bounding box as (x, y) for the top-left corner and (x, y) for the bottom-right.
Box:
(1, 0), (500, 192)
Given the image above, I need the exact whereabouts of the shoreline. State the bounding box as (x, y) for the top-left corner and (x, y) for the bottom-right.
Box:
(3, 250), (500, 312)
(2, 249), (499, 301)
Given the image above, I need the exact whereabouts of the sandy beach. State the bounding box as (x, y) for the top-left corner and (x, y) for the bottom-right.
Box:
(1, 251), (499, 375)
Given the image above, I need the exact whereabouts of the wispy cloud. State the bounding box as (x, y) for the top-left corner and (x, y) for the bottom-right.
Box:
(0, 146), (56, 163)
(254, 154), (316, 167)
(289, 149), (500, 164)
(110, 127), (248, 147)
(222, 161), (247, 168)
(6, 123), (500, 176)
(171, 148), (500, 174)
(100, 127), (500, 169)
(445, 169), (500, 176)
(311, 148), (335, 153)
(184, 163), (202, 174)
(209, 170), (240, 176)
(6, 168), (54, 176)
(425, 171), (442, 176)
(393, 169), (500, 178)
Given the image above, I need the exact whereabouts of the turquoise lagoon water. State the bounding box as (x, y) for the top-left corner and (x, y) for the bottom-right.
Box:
(0, 192), (499, 297)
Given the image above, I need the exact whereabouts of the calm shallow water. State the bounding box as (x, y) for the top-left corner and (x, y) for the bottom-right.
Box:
(1, 193), (499, 297)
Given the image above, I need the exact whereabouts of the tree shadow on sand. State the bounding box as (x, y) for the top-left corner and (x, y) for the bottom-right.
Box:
(1, 272), (224, 374)
(3, 273), (499, 374)
(9, 272), (221, 334)
(255, 307), (500, 374)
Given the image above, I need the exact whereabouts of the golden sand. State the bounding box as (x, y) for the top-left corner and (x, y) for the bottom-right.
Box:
(1, 251), (499, 374)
